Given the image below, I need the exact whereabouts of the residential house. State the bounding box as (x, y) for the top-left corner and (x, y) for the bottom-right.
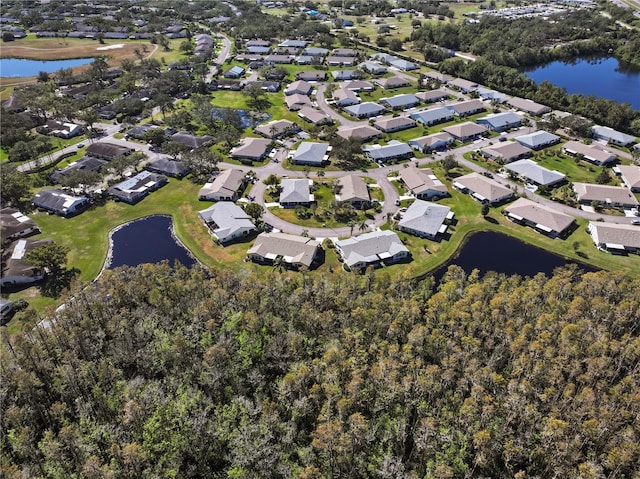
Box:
(374, 76), (411, 89)
(562, 141), (616, 165)
(410, 107), (454, 126)
(453, 172), (514, 204)
(40, 120), (82, 139)
(374, 116), (416, 133)
(247, 232), (320, 269)
(370, 53), (397, 64)
(199, 169), (247, 201)
(617, 165), (640, 192)
(296, 71), (327, 81)
(279, 39), (307, 48)
(0, 208), (40, 244)
(448, 78), (478, 93)
(209, 79), (243, 91)
(223, 66), (245, 78)
(127, 123), (161, 140)
(591, 126), (636, 146)
(280, 179), (314, 207)
(245, 81), (281, 92)
(146, 158), (191, 178)
(360, 61), (387, 75)
(108, 171), (167, 204)
(443, 122), (488, 142)
(397, 201), (453, 239)
(389, 58), (420, 71)
(332, 48), (358, 56)
(447, 99), (486, 117)
(290, 142), (330, 166)
(508, 97), (551, 116)
(398, 167), (448, 199)
(199, 202), (255, 244)
(265, 54), (295, 64)
(331, 70), (359, 81)
(303, 47), (328, 57)
(295, 55), (316, 65)
(337, 125), (382, 141)
(504, 159), (566, 187)
(344, 102), (386, 118)
(1, 238), (51, 288)
(408, 132), (454, 153)
(573, 183), (639, 208)
(588, 221), (640, 254)
(86, 142), (133, 161)
(171, 132), (214, 149)
(246, 46), (271, 54)
(477, 87), (509, 103)
(422, 71), (453, 84)
(255, 119), (300, 138)
(416, 89), (448, 103)
(343, 80), (375, 92)
(326, 56), (357, 67)
(298, 106), (332, 126)
(246, 39), (271, 47)
(231, 138), (272, 162)
(336, 175), (370, 209)
(363, 141), (413, 163)
(49, 156), (107, 183)
(285, 93), (312, 110)
(514, 130), (560, 150)
(334, 230), (410, 270)
(480, 142), (532, 163)
(32, 189), (89, 217)
(284, 80), (312, 96)
(380, 93), (420, 110)
(333, 88), (361, 107)
(274, 46), (300, 55)
(504, 198), (575, 238)
(477, 111), (522, 131)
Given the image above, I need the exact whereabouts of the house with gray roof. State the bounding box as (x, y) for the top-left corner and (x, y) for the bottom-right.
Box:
(86, 142), (133, 161)
(32, 189), (89, 217)
(296, 71), (327, 81)
(360, 61), (387, 75)
(246, 45), (271, 54)
(337, 125), (382, 141)
(477, 87), (509, 103)
(504, 159), (565, 187)
(592, 126), (636, 146)
(397, 201), (453, 239)
(223, 66), (245, 78)
(344, 102), (386, 118)
(410, 107), (454, 126)
(343, 80), (375, 92)
(508, 97), (551, 116)
(504, 198), (574, 238)
(285, 93), (312, 110)
(198, 169), (247, 201)
(374, 76), (411, 89)
(199, 202), (255, 244)
(326, 56), (357, 67)
(280, 179), (314, 207)
(480, 142), (532, 163)
(146, 158), (191, 178)
(573, 183), (639, 208)
(514, 130), (560, 150)
(448, 78), (478, 93)
(380, 93), (420, 110)
(0, 208), (39, 244)
(49, 156), (107, 183)
(108, 171), (167, 204)
(284, 80), (312, 96)
(374, 116), (416, 133)
(290, 142), (330, 166)
(279, 39), (307, 48)
(334, 230), (410, 270)
(370, 52), (397, 63)
(172, 132), (214, 149)
(617, 165), (640, 192)
(332, 70), (359, 81)
(477, 111), (523, 131)
(255, 119), (300, 138)
(247, 232), (321, 269)
(453, 172), (514, 205)
(1, 238), (51, 288)
(231, 138), (272, 162)
(303, 47), (328, 56)
(389, 58), (419, 71)
(562, 141), (616, 166)
(409, 132), (454, 153)
(295, 55), (316, 65)
(447, 99), (485, 117)
(265, 54), (295, 64)
(398, 167), (448, 199)
(332, 48), (358, 56)
(443, 122), (488, 142)
(333, 88), (361, 107)
(416, 89), (448, 103)
(363, 141), (413, 163)
(336, 175), (370, 209)
(588, 221), (640, 253)
(298, 106), (332, 126)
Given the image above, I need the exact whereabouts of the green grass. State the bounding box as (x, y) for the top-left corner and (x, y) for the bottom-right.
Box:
(534, 148), (610, 184)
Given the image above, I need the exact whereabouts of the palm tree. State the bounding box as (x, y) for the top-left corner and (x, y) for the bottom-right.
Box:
(347, 220), (356, 236)
(358, 218), (368, 232)
(272, 256), (285, 273)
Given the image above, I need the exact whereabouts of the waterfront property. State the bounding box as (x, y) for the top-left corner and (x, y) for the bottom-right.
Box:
(591, 126), (636, 147)
(397, 201), (453, 240)
(504, 159), (566, 187)
(562, 141), (616, 166)
(108, 171), (168, 204)
(480, 142), (532, 163)
(334, 230), (410, 271)
(198, 169), (247, 201)
(290, 142), (330, 166)
(199, 202), (255, 244)
(503, 198), (575, 238)
(409, 132), (454, 153)
(588, 221), (640, 254)
(247, 232), (321, 269)
(0, 208), (39, 244)
(616, 165), (640, 192)
(573, 183), (639, 208)
(442, 122), (488, 142)
(398, 167), (449, 199)
(1, 238), (51, 288)
(335, 175), (370, 209)
(280, 179), (314, 207)
(453, 172), (514, 205)
(32, 189), (90, 217)
(363, 141), (413, 163)
(514, 130), (560, 150)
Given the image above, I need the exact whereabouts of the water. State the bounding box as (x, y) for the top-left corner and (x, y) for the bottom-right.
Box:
(0, 57), (95, 78)
(523, 57), (640, 109)
(431, 231), (596, 284)
(108, 216), (196, 269)
(211, 108), (271, 128)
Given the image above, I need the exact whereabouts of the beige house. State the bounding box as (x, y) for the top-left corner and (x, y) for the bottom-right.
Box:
(198, 169), (247, 201)
(588, 221), (640, 253)
(503, 198), (575, 238)
(247, 232), (321, 269)
(573, 183), (639, 208)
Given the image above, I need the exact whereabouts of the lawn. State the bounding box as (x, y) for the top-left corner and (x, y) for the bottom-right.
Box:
(534, 148), (612, 184)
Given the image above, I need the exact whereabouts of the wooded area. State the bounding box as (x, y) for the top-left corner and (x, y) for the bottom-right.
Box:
(2, 263), (639, 478)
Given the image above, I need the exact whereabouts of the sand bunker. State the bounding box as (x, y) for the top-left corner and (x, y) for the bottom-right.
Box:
(96, 44), (125, 51)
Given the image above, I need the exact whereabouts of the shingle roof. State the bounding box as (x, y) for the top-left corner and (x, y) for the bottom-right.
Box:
(232, 138), (272, 160)
(363, 142), (412, 161)
(562, 141), (616, 165)
(589, 221), (640, 249)
(618, 165), (640, 190)
(374, 76), (410, 88)
(247, 232), (319, 267)
(447, 99), (485, 116)
(514, 130), (560, 149)
(337, 125), (382, 140)
(591, 126), (636, 145)
(481, 142), (532, 162)
(198, 202), (255, 243)
(255, 119), (298, 138)
(344, 102), (386, 117)
(442, 122), (488, 139)
(454, 172), (513, 203)
(410, 107), (454, 125)
(477, 111), (522, 130)
(335, 230), (409, 268)
(337, 175), (370, 203)
(198, 169), (246, 199)
(380, 93), (420, 109)
(574, 183), (639, 206)
(399, 167), (448, 197)
(504, 198), (574, 234)
(508, 97), (550, 115)
(398, 200), (451, 237)
(291, 142), (329, 165)
(504, 159), (565, 186)
(280, 178), (312, 204)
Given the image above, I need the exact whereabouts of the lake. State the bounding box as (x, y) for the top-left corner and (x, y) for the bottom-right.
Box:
(0, 57), (94, 78)
(523, 57), (640, 109)
(107, 216), (196, 269)
(431, 231), (597, 284)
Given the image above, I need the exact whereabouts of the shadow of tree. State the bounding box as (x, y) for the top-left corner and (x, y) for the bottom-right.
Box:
(484, 216), (499, 224)
(40, 268), (80, 298)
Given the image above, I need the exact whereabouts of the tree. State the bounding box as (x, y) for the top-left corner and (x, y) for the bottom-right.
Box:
(243, 82), (266, 106)
(25, 242), (70, 274)
(60, 169), (101, 194)
(2, 32), (15, 42)
(244, 203), (264, 221)
(37, 71), (50, 83)
(481, 203), (490, 217)
(0, 164), (31, 206)
(595, 169), (612, 185)
(441, 154), (459, 174)
(388, 38), (403, 51)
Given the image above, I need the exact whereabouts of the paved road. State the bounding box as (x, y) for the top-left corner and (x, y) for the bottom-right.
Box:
(206, 34), (232, 83)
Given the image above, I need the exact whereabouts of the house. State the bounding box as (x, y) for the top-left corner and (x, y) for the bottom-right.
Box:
(290, 142), (330, 166)
(448, 78), (478, 93)
(146, 158), (191, 178)
(1, 238), (51, 288)
(380, 93), (420, 110)
(298, 106), (332, 126)
(617, 165), (640, 192)
(294, 55), (315, 65)
(343, 80), (375, 92)
(265, 54), (295, 64)
(246, 45), (271, 54)
(453, 172), (514, 204)
(199, 169), (247, 201)
(231, 138), (272, 162)
(303, 47), (328, 57)
(363, 141), (413, 163)
(280, 179), (314, 207)
(86, 142), (133, 161)
(389, 59), (420, 71)
(397, 201), (453, 239)
(236, 54), (265, 63)
(285, 93), (312, 110)
(0, 208), (40, 244)
(374, 116), (416, 133)
(504, 159), (566, 187)
(199, 202), (255, 244)
(337, 125), (382, 141)
(171, 132), (214, 149)
(370, 53), (397, 63)
(416, 89), (448, 103)
(279, 39), (307, 48)
(508, 97), (551, 116)
(591, 126), (636, 146)
(326, 56), (357, 67)
(476, 87), (510, 103)
(443, 122), (488, 142)
(127, 124), (161, 140)
(284, 80), (312, 96)
(514, 130), (560, 150)
(296, 71), (327, 81)
(360, 61), (387, 75)
(333, 88), (361, 107)
(344, 102), (386, 118)
(41, 120), (83, 139)
(32, 189), (89, 217)
(504, 198), (575, 238)
(331, 70), (359, 81)
(108, 171), (167, 204)
(255, 119), (300, 138)
(332, 48), (358, 56)
(247, 232), (320, 269)
(374, 76), (411, 89)
(223, 66), (245, 78)
(573, 183), (639, 208)
(246, 39), (271, 47)
(398, 167), (448, 199)
(588, 221), (640, 254)
(336, 175), (370, 209)
(447, 99), (486, 117)
(480, 142), (532, 163)
(410, 107), (454, 126)
(423, 71), (453, 84)
(49, 156), (107, 183)
(477, 111), (522, 131)
(409, 132), (454, 153)
(245, 81), (281, 92)
(334, 230), (410, 270)
(562, 141), (617, 166)
(274, 46), (300, 55)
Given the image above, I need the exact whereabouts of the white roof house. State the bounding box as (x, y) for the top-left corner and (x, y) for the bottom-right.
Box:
(397, 200), (453, 239)
(592, 126), (636, 146)
(290, 142), (330, 166)
(280, 179), (314, 206)
(410, 107), (454, 126)
(503, 198), (574, 238)
(588, 221), (640, 253)
(476, 111), (523, 131)
(198, 169), (247, 201)
(504, 159), (566, 187)
(199, 202), (255, 244)
(514, 130), (560, 150)
(334, 230), (410, 270)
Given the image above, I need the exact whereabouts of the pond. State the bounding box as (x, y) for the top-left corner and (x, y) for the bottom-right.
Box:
(522, 57), (640, 109)
(431, 231), (597, 284)
(0, 57), (95, 78)
(211, 107), (271, 129)
(107, 216), (196, 269)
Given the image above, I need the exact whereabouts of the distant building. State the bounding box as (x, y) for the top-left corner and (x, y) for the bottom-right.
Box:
(398, 167), (448, 199)
(0, 208), (39, 244)
(591, 126), (636, 146)
(1, 238), (51, 288)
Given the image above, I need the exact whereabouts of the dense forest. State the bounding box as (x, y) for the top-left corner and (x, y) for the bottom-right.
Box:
(2, 264), (639, 478)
